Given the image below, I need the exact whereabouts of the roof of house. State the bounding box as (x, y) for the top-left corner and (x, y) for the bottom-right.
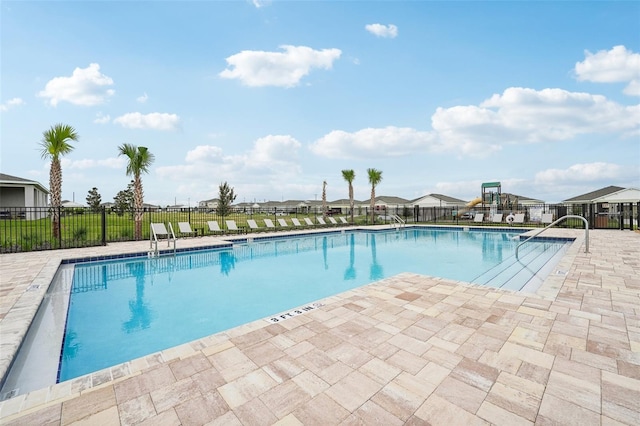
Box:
(563, 186), (625, 203)
(411, 193), (467, 204)
(0, 173), (49, 193)
(592, 187), (640, 203)
(374, 196), (411, 205)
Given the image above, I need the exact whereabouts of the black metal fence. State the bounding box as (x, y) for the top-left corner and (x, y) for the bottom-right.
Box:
(0, 202), (637, 253)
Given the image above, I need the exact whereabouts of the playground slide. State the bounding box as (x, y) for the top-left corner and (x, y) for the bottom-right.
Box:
(466, 197), (482, 208)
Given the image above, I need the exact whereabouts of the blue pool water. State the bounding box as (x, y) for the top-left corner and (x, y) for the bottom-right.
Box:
(59, 228), (568, 381)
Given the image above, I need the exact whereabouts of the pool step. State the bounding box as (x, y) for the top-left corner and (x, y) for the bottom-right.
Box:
(472, 242), (567, 291)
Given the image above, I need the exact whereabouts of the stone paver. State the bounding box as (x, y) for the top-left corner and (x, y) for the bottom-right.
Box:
(1, 228), (639, 425)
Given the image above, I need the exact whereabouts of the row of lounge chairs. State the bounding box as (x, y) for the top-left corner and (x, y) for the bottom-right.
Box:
(175, 216), (353, 237)
(472, 213), (553, 224)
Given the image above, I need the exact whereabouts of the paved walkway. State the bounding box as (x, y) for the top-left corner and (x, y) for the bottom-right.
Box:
(0, 227), (638, 425)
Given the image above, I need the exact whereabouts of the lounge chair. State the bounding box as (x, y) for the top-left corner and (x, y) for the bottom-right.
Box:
(473, 213), (484, 223)
(541, 213), (554, 224)
(247, 219), (262, 232)
(327, 217), (338, 226)
(150, 222), (176, 247)
(303, 217), (315, 227)
(338, 217), (349, 225)
(277, 218), (289, 227)
(513, 213), (525, 224)
(177, 222), (197, 237)
(317, 217), (328, 226)
(207, 220), (223, 235)
(492, 213), (503, 223)
(263, 218), (276, 229)
(225, 220), (244, 234)
(291, 218), (304, 227)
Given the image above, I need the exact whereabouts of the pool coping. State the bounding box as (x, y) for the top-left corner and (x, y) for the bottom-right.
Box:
(0, 224), (617, 423)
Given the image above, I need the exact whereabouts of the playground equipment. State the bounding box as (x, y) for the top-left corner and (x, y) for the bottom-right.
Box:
(481, 182), (501, 208)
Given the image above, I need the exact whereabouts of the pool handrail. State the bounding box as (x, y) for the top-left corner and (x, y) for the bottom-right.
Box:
(150, 222), (177, 256)
(515, 215), (588, 260)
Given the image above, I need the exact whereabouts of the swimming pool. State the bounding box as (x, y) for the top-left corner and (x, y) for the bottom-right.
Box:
(3, 227), (570, 394)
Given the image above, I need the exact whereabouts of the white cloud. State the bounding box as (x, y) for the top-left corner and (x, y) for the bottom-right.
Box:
(37, 63), (115, 106)
(310, 126), (438, 159)
(94, 112), (111, 124)
(61, 157), (126, 170)
(219, 45), (342, 87)
(432, 87), (640, 155)
(137, 92), (148, 103)
(113, 112), (180, 131)
(365, 23), (398, 38)
(574, 45), (640, 96)
(156, 135), (303, 197)
(0, 97), (25, 112)
(310, 87), (639, 160)
(534, 162), (628, 185)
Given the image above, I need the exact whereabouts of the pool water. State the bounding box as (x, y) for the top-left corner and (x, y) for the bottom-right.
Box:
(58, 228), (567, 381)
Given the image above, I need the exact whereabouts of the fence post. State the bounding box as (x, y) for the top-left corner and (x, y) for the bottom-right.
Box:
(101, 206), (107, 245)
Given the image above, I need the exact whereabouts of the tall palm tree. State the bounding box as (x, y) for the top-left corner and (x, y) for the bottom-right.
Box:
(39, 124), (79, 240)
(118, 144), (155, 240)
(367, 168), (383, 224)
(341, 169), (355, 224)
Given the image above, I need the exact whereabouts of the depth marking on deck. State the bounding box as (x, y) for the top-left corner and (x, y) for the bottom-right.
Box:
(267, 303), (324, 323)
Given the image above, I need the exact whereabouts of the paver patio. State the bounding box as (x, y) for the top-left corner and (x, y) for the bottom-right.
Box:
(0, 227), (638, 425)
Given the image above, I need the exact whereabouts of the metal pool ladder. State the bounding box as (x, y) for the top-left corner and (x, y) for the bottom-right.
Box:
(150, 222), (177, 257)
(515, 215), (589, 260)
(390, 214), (406, 228)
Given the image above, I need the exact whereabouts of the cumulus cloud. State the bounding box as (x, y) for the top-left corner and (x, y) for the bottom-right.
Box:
(365, 23), (398, 38)
(219, 45), (342, 87)
(61, 157), (126, 170)
(574, 45), (640, 96)
(0, 97), (25, 112)
(432, 87), (639, 155)
(113, 112), (180, 131)
(310, 126), (438, 159)
(94, 112), (111, 124)
(157, 135), (302, 186)
(38, 63), (115, 106)
(251, 0), (270, 8)
(534, 162), (629, 185)
(310, 87), (639, 159)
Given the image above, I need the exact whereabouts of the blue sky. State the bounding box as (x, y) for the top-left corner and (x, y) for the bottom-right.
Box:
(1, 1), (639, 206)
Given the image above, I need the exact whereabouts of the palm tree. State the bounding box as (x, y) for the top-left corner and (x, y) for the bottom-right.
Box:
(118, 144), (155, 240)
(367, 168), (383, 224)
(341, 169), (355, 224)
(39, 124), (79, 240)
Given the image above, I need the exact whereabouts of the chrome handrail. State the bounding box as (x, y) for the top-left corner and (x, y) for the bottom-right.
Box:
(390, 214), (405, 227)
(515, 215), (589, 260)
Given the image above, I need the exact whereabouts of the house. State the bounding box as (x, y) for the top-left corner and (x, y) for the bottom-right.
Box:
(562, 185), (635, 228)
(411, 194), (467, 207)
(198, 198), (219, 209)
(0, 173), (49, 220)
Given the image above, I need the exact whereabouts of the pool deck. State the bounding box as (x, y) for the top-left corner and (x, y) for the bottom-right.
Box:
(0, 226), (639, 425)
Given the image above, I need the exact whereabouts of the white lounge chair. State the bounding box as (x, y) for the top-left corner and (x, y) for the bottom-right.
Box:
(327, 217), (338, 226)
(317, 217), (327, 226)
(264, 218), (276, 229)
(247, 219), (261, 232)
(291, 218), (303, 227)
(492, 213), (503, 223)
(150, 222), (176, 247)
(338, 217), (349, 225)
(225, 220), (244, 234)
(473, 213), (484, 223)
(513, 213), (525, 224)
(303, 217), (315, 227)
(277, 218), (289, 227)
(541, 213), (554, 224)
(177, 222), (196, 237)
(207, 220), (223, 235)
